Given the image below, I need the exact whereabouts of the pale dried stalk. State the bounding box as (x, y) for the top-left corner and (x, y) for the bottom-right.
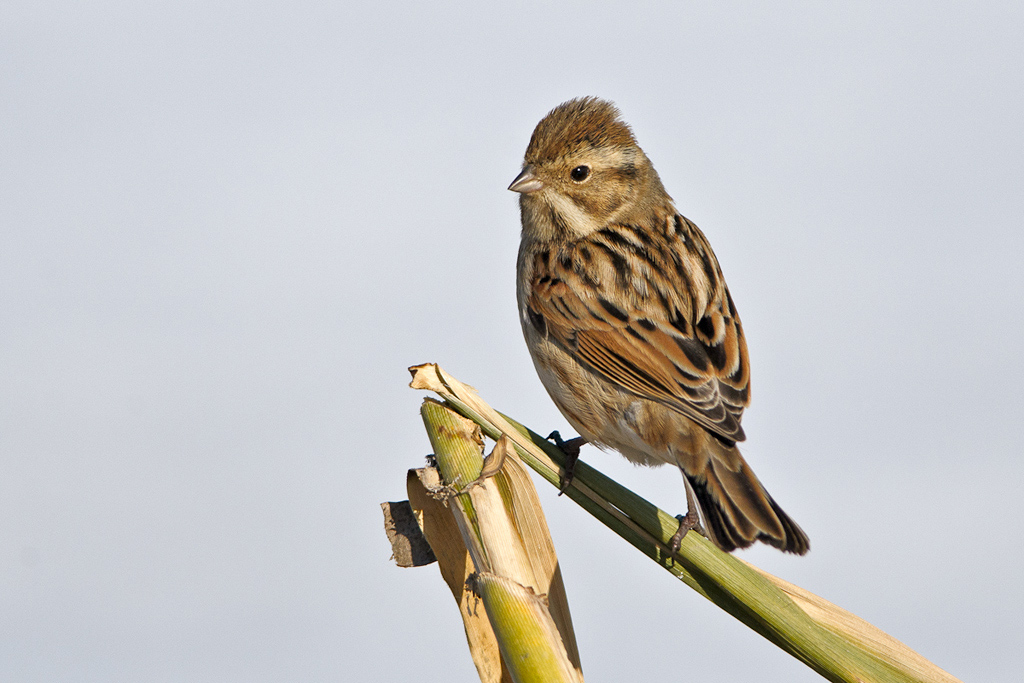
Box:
(417, 400), (583, 683)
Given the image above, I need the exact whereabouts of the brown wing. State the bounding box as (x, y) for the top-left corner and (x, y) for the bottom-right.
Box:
(525, 216), (750, 442)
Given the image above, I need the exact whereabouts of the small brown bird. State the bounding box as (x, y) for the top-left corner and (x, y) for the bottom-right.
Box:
(510, 97), (809, 554)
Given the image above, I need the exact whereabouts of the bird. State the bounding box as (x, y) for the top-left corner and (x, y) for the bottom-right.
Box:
(509, 97), (809, 554)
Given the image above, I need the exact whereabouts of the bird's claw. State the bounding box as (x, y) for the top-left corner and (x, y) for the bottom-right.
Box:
(669, 510), (703, 554)
(546, 431), (586, 495)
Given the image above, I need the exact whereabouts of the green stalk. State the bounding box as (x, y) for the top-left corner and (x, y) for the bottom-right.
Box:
(473, 573), (581, 683)
(409, 362), (961, 683)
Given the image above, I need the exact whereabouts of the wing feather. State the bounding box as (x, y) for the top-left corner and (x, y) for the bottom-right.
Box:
(526, 215), (750, 442)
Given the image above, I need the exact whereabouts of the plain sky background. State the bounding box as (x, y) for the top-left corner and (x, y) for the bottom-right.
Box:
(2, 2), (1022, 681)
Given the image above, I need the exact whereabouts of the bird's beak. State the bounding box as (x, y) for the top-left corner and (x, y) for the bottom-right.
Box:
(508, 166), (544, 194)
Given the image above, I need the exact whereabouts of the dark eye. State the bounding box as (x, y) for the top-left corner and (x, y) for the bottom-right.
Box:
(570, 165), (590, 182)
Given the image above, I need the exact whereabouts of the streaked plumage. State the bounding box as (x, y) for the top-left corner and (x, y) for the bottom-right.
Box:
(511, 97), (809, 554)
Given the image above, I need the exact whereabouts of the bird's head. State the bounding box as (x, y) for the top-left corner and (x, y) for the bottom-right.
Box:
(510, 97), (670, 240)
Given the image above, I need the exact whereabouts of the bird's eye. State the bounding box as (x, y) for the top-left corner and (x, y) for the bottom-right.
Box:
(570, 165), (590, 182)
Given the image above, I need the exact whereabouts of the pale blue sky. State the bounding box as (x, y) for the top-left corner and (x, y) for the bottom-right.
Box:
(2, 2), (1022, 681)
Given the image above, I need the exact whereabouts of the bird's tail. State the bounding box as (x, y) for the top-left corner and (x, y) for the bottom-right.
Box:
(684, 457), (809, 555)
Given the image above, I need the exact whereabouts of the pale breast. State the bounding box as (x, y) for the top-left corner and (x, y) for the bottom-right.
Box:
(522, 324), (684, 468)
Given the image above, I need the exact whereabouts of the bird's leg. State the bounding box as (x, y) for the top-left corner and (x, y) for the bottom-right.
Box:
(669, 473), (705, 553)
(546, 430), (586, 495)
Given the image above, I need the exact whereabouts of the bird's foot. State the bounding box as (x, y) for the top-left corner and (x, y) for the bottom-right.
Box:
(669, 510), (703, 554)
(546, 430), (586, 495)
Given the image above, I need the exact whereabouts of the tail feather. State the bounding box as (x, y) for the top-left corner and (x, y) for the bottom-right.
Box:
(685, 459), (809, 555)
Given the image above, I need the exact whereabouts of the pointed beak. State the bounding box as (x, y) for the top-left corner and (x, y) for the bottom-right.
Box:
(508, 166), (544, 194)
